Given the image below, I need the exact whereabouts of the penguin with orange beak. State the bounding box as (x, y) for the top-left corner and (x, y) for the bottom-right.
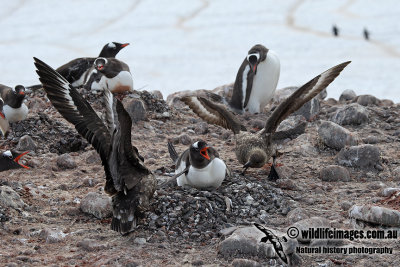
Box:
(0, 150), (30, 172)
(0, 84), (28, 123)
(168, 140), (228, 189)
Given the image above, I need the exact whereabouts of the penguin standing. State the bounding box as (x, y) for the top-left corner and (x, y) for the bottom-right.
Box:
(230, 44), (280, 114)
(83, 57), (133, 94)
(363, 28), (370, 40)
(0, 84), (28, 123)
(168, 140), (228, 189)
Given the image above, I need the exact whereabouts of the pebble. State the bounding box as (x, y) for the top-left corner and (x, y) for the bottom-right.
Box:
(349, 205), (400, 227)
(294, 98), (320, 121)
(194, 122), (209, 135)
(39, 228), (67, 243)
(133, 237), (147, 245)
(218, 226), (297, 260)
(125, 99), (147, 122)
(356, 95), (380, 106)
(56, 154), (77, 170)
(275, 115), (307, 139)
(178, 134), (192, 145)
(231, 259), (262, 267)
(150, 90), (163, 100)
(339, 89), (357, 102)
(286, 207), (310, 224)
(331, 103), (368, 125)
(16, 135), (36, 152)
(318, 120), (358, 150)
(289, 217), (331, 243)
(0, 186), (26, 210)
(340, 201), (353, 211)
(80, 192), (112, 219)
(379, 187), (400, 197)
(319, 165), (350, 182)
(77, 239), (108, 251)
(336, 144), (381, 170)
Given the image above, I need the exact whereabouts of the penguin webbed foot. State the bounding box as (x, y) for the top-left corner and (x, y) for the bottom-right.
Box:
(267, 155), (280, 181)
(267, 163), (280, 181)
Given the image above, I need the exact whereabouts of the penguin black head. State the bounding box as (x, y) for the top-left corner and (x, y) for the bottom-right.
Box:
(189, 140), (211, 167)
(99, 42), (130, 58)
(0, 150), (30, 172)
(14, 85), (26, 102)
(247, 44), (268, 74)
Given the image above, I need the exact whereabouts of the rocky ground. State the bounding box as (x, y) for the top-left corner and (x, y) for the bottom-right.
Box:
(0, 86), (400, 267)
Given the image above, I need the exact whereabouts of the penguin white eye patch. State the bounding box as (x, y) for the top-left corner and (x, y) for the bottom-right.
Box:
(247, 53), (260, 63)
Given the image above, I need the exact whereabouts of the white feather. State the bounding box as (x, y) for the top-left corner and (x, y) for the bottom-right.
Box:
(3, 150), (12, 157)
(176, 158), (226, 189)
(91, 71), (133, 93)
(241, 65), (250, 108)
(3, 103), (28, 122)
(192, 141), (199, 148)
(245, 49), (280, 113)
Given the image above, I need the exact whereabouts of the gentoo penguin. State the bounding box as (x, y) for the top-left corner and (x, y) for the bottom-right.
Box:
(56, 42), (129, 87)
(230, 44), (280, 114)
(168, 140), (228, 189)
(0, 84), (28, 122)
(0, 98), (10, 136)
(181, 61), (351, 177)
(83, 57), (133, 94)
(0, 150), (30, 172)
(34, 57), (156, 235)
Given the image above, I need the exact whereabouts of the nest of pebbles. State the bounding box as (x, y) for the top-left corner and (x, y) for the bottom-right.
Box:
(145, 174), (293, 242)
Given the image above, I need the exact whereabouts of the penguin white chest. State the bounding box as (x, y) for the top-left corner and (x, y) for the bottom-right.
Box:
(176, 158), (226, 189)
(245, 51), (280, 113)
(3, 104), (28, 122)
(92, 71), (133, 93)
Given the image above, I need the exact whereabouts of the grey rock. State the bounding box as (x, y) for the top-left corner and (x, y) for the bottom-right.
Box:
(363, 135), (379, 144)
(125, 99), (147, 122)
(331, 103), (368, 125)
(0, 186), (26, 210)
(16, 135), (36, 152)
(319, 165), (350, 182)
(179, 134), (192, 145)
(318, 120), (358, 150)
(286, 208), (310, 224)
(85, 150), (101, 164)
(356, 95), (380, 106)
(349, 205), (400, 227)
(77, 239), (108, 251)
(133, 237), (147, 245)
(80, 192), (112, 219)
(218, 226), (297, 260)
(275, 115), (307, 140)
(379, 188), (400, 197)
(318, 88), (327, 100)
(231, 258), (262, 267)
(339, 89), (357, 102)
(56, 154), (77, 170)
(337, 144), (381, 170)
(194, 122), (208, 135)
(289, 217), (331, 243)
(293, 98), (320, 121)
(39, 228), (67, 243)
(150, 90), (163, 100)
(220, 226), (238, 236)
(341, 201), (353, 211)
